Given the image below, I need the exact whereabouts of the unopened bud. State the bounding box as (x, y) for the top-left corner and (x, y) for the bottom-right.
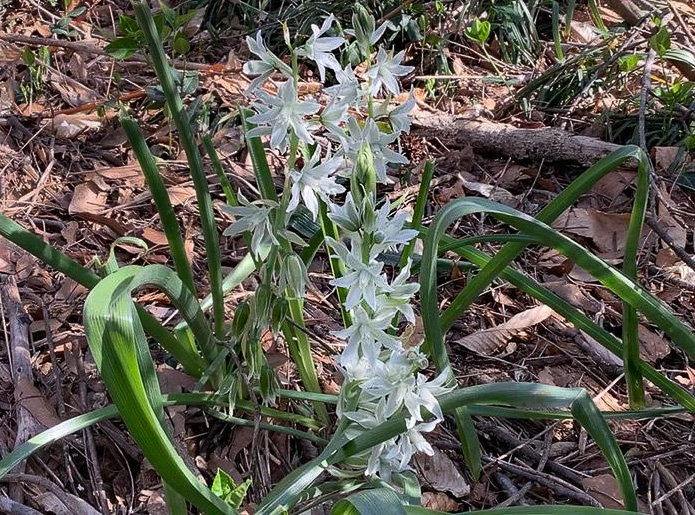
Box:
(232, 301), (250, 339)
(271, 298), (288, 334)
(352, 142), (376, 202)
(260, 363), (279, 405)
(282, 254), (307, 299)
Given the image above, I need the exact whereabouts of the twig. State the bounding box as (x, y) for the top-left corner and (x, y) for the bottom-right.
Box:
(0, 473), (99, 515)
(668, 1), (695, 47)
(485, 457), (602, 507)
(75, 345), (108, 515)
(0, 32), (105, 54)
(645, 216), (695, 275)
(0, 496), (43, 515)
(0, 275), (41, 504)
(651, 470), (695, 507)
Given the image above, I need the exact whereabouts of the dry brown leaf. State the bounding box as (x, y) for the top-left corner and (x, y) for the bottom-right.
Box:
(638, 325), (671, 363)
(142, 227), (169, 246)
(52, 113), (101, 139)
(414, 449), (470, 497)
(16, 377), (61, 428)
(542, 282), (601, 313)
(55, 277), (87, 303)
(652, 146), (680, 173)
(168, 184), (196, 206)
(552, 208), (630, 255)
(421, 491), (460, 512)
(456, 305), (555, 355)
(48, 69), (99, 106)
(582, 474), (623, 508)
(68, 181), (107, 215)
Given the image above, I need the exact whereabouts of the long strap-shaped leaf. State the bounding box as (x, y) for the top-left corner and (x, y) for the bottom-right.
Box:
(0, 213), (206, 376)
(258, 382), (636, 514)
(448, 242), (695, 411)
(440, 145), (649, 330)
(133, 1), (226, 339)
(422, 197), (695, 371)
(83, 265), (232, 514)
(406, 506), (639, 515)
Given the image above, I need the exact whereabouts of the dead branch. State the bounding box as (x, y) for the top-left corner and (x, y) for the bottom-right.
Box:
(411, 112), (627, 166)
(0, 275), (42, 504)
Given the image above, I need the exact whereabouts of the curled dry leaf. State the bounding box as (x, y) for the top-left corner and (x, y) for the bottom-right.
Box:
(456, 305), (555, 356)
(52, 113), (101, 139)
(413, 448), (470, 498)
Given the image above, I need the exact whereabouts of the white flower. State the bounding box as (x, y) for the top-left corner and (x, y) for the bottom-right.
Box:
(328, 191), (362, 232)
(389, 90), (416, 135)
(320, 94), (351, 144)
(368, 47), (414, 97)
(297, 15), (345, 82)
(327, 236), (391, 310)
(221, 193), (278, 256)
(325, 65), (365, 107)
(243, 31), (293, 92)
(367, 202), (419, 255)
(343, 118), (408, 184)
(402, 369), (454, 428)
(376, 261), (419, 323)
(287, 149), (344, 219)
(247, 81), (320, 151)
(333, 306), (401, 367)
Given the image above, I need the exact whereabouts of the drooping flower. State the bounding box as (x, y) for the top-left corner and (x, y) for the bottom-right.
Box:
(296, 15), (345, 82)
(366, 201), (419, 255)
(402, 369), (454, 428)
(243, 31), (293, 92)
(327, 191), (363, 232)
(246, 81), (320, 151)
(368, 47), (414, 97)
(287, 148), (345, 219)
(325, 65), (365, 106)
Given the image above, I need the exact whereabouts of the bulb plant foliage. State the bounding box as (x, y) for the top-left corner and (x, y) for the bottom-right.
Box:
(8, 2), (695, 514)
(233, 8), (456, 482)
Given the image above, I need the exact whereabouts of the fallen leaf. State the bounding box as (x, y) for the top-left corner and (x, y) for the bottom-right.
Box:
(142, 227), (169, 246)
(542, 282), (601, 313)
(582, 474), (623, 508)
(421, 492), (460, 512)
(16, 377), (62, 428)
(456, 305), (555, 355)
(52, 113), (101, 139)
(638, 325), (670, 363)
(414, 449), (470, 497)
(48, 69), (99, 106)
(55, 277), (87, 303)
(168, 184), (196, 206)
(652, 146), (680, 174)
(552, 208), (630, 255)
(68, 181), (106, 215)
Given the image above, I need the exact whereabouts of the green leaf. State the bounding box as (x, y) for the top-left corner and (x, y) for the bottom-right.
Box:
(332, 488), (406, 515)
(212, 469), (251, 509)
(105, 37), (140, 59)
(173, 30), (190, 55)
(465, 18), (490, 44)
(118, 14), (139, 35)
(650, 26), (671, 57)
(406, 506), (640, 515)
(618, 54), (641, 72)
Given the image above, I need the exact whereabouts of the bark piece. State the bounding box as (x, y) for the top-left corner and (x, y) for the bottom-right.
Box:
(412, 112), (627, 166)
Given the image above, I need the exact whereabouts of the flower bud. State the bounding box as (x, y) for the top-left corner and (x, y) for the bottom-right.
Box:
(352, 142), (376, 202)
(255, 283), (273, 322)
(260, 362), (279, 405)
(271, 297), (288, 334)
(282, 253), (307, 299)
(352, 3), (375, 55)
(282, 22), (292, 50)
(232, 301), (250, 339)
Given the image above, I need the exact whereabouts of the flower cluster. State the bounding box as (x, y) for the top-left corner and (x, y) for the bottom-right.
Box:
(234, 10), (453, 481)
